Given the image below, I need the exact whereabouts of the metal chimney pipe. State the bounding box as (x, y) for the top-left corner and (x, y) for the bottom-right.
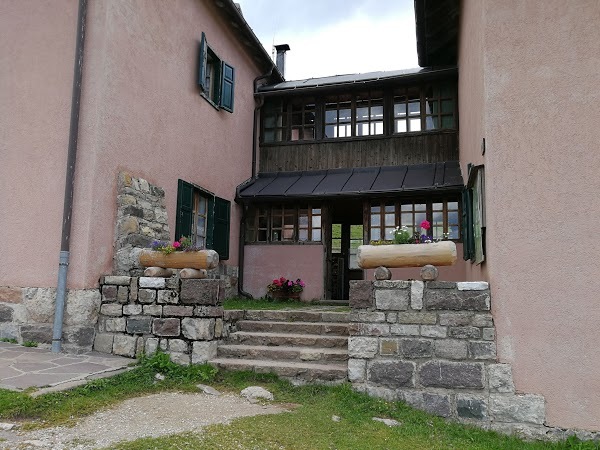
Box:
(274, 44), (290, 79)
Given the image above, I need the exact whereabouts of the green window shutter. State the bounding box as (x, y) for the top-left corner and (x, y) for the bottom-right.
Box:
(175, 179), (194, 241)
(461, 188), (474, 261)
(206, 196), (215, 250)
(212, 197), (231, 260)
(220, 62), (235, 112)
(198, 32), (207, 91)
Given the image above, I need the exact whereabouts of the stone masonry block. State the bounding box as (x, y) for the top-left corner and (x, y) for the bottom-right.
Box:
(347, 358), (366, 382)
(192, 341), (218, 364)
(410, 280), (424, 310)
(93, 333), (115, 354)
(138, 289), (157, 304)
(373, 280), (409, 289)
(439, 312), (473, 326)
(434, 339), (468, 360)
(424, 289), (490, 311)
(168, 339), (189, 353)
(104, 317), (126, 333)
(152, 318), (181, 337)
(482, 328), (495, 341)
(139, 277), (166, 288)
(375, 289), (409, 311)
(400, 338), (433, 358)
(355, 323), (390, 336)
(126, 316), (152, 334)
(368, 360), (415, 388)
(468, 341), (497, 360)
(401, 391), (451, 417)
(145, 337), (159, 356)
(419, 361), (484, 389)
(487, 364), (515, 393)
(101, 285), (118, 302)
(180, 279), (223, 305)
(143, 305), (163, 316)
(449, 326), (481, 339)
(352, 311), (386, 323)
(489, 394), (545, 425)
(100, 304), (123, 317)
(214, 318), (224, 338)
(0, 286), (22, 303)
(426, 281), (456, 289)
(390, 324), (420, 336)
(194, 306), (225, 317)
(169, 352), (191, 366)
(129, 277), (139, 301)
(157, 290), (179, 304)
(181, 318), (215, 340)
(0, 305), (14, 322)
(163, 306), (194, 317)
(396, 312), (437, 325)
(123, 304), (142, 315)
(113, 335), (138, 357)
(456, 394), (488, 420)
(472, 313), (494, 327)
(457, 282), (489, 291)
(349, 280), (373, 309)
(102, 276), (131, 286)
(420, 325), (447, 338)
(348, 337), (378, 358)
(117, 286), (129, 304)
(20, 324), (52, 344)
(380, 339), (399, 355)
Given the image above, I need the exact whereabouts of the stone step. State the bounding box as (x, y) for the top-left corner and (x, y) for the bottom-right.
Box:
(239, 310), (350, 324)
(314, 300), (350, 307)
(227, 331), (348, 348)
(209, 358), (348, 383)
(217, 344), (349, 362)
(236, 320), (349, 336)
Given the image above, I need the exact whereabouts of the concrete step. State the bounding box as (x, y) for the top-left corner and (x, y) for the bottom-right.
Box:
(236, 320), (349, 336)
(209, 358), (347, 383)
(227, 331), (348, 349)
(240, 310), (350, 323)
(217, 344), (349, 363)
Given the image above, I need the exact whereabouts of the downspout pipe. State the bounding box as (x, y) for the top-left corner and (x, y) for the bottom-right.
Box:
(52, 0), (88, 353)
(237, 68), (275, 298)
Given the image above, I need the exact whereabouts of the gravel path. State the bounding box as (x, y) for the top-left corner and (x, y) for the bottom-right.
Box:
(0, 391), (286, 449)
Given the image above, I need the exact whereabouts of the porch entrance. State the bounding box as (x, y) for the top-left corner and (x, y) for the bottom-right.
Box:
(328, 200), (365, 300)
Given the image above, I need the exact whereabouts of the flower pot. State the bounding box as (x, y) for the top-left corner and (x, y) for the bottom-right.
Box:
(139, 249), (219, 270)
(357, 241), (457, 269)
(269, 291), (301, 300)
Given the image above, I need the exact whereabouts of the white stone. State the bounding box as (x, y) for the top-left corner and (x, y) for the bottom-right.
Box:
(123, 304), (142, 315)
(487, 364), (515, 393)
(241, 386), (274, 401)
(390, 324), (420, 336)
(169, 351), (191, 365)
(373, 417), (401, 427)
(331, 415), (341, 422)
(0, 422), (16, 431)
(375, 289), (409, 311)
(155, 373), (165, 381)
(182, 318), (215, 340)
(192, 341), (218, 364)
(347, 358), (366, 382)
(168, 339), (188, 353)
(410, 280), (424, 310)
(197, 384), (221, 396)
(420, 325), (447, 338)
(145, 338), (159, 356)
(457, 282), (489, 291)
(489, 394), (545, 425)
(103, 276), (131, 286)
(348, 337), (378, 358)
(139, 277), (166, 288)
(23, 288), (56, 323)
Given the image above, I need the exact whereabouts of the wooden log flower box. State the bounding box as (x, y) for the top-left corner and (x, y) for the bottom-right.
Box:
(357, 241), (457, 269)
(139, 249), (219, 270)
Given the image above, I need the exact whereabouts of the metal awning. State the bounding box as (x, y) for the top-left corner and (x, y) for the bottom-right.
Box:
(236, 162), (463, 202)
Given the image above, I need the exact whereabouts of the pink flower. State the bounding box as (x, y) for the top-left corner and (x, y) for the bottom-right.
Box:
(172, 241), (181, 248)
(420, 220), (431, 230)
(287, 281), (292, 287)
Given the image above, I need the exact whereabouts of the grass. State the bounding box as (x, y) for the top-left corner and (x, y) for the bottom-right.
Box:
(22, 341), (38, 347)
(223, 296), (316, 310)
(0, 338), (18, 344)
(1, 358), (597, 450)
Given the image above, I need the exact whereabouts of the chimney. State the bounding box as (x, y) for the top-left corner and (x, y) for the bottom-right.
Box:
(274, 44), (290, 79)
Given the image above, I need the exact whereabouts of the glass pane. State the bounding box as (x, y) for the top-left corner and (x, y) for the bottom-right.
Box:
(271, 230), (281, 241)
(339, 109), (351, 123)
(433, 212), (443, 224)
(400, 204), (412, 212)
(426, 116), (439, 130)
(371, 205), (381, 213)
(264, 130), (275, 142)
(408, 101), (420, 116)
(385, 205), (395, 212)
(370, 228), (380, 241)
(395, 119), (407, 133)
(312, 208), (321, 214)
(264, 115), (277, 128)
(385, 227), (395, 239)
(427, 99), (439, 114)
(283, 227), (294, 240)
(415, 203), (426, 211)
(331, 237), (341, 252)
(415, 212), (427, 226)
(385, 213), (395, 226)
(356, 123), (369, 136)
(433, 202), (443, 210)
(394, 103), (406, 117)
(433, 226), (444, 239)
(325, 109), (337, 123)
(372, 121), (384, 135)
(258, 216), (268, 228)
(441, 115), (454, 129)
(371, 214), (381, 226)
(332, 224), (342, 238)
(449, 225), (459, 239)
(299, 214), (308, 227)
(356, 107), (369, 120)
(284, 214), (295, 225)
(311, 229), (321, 241)
(303, 127), (315, 140)
(197, 237), (205, 248)
(401, 213), (413, 226)
(291, 112), (302, 126)
(197, 217), (206, 236)
(299, 229), (308, 241)
(199, 198), (207, 214)
(245, 228), (256, 242)
(371, 105), (383, 118)
(448, 211), (459, 224)
(441, 100), (454, 114)
(448, 201), (458, 210)
(409, 118), (421, 132)
(258, 230), (267, 241)
(272, 216), (282, 228)
(324, 125), (335, 138)
(312, 216), (321, 228)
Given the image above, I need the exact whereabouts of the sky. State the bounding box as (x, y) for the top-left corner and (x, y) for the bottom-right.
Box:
(237, 0), (418, 81)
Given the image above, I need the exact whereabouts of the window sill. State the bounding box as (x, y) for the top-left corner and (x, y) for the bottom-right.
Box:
(200, 91), (221, 111)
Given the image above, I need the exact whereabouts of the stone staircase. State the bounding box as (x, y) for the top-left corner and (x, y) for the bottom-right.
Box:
(210, 309), (350, 383)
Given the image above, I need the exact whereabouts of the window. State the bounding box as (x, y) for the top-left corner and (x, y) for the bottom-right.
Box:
(325, 95), (352, 138)
(175, 179), (231, 259)
(394, 87), (422, 133)
(355, 93), (384, 136)
(263, 101), (286, 143)
(424, 84), (456, 130)
(291, 98), (316, 141)
(246, 205), (322, 243)
(463, 165), (485, 263)
(198, 32), (235, 112)
(369, 198), (461, 242)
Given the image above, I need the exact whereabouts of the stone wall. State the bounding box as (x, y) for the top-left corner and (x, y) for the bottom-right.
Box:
(348, 280), (598, 442)
(0, 286), (100, 353)
(114, 171), (170, 276)
(94, 275), (226, 364)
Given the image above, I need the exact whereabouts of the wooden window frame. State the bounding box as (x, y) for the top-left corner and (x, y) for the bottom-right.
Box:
(290, 98), (316, 142)
(245, 204), (322, 244)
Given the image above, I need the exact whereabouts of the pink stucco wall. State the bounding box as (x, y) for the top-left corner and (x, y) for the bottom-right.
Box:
(243, 245), (325, 300)
(2, 0), (264, 289)
(459, 0), (600, 431)
(0, 1), (78, 287)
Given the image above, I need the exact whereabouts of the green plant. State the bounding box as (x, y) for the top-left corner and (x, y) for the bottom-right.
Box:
(0, 338), (18, 344)
(267, 277), (305, 295)
(150, 236), (196, 255)
(23, 341), (38, 347)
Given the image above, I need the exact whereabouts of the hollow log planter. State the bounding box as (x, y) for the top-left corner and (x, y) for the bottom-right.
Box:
(357, 241), (457, 269)
(139, 249), (219, 270)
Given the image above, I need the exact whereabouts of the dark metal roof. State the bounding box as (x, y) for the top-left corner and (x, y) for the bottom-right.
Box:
(237, 162), (463, 202)
(257, 67), (457, 94)
(414, 0), (459, 67)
